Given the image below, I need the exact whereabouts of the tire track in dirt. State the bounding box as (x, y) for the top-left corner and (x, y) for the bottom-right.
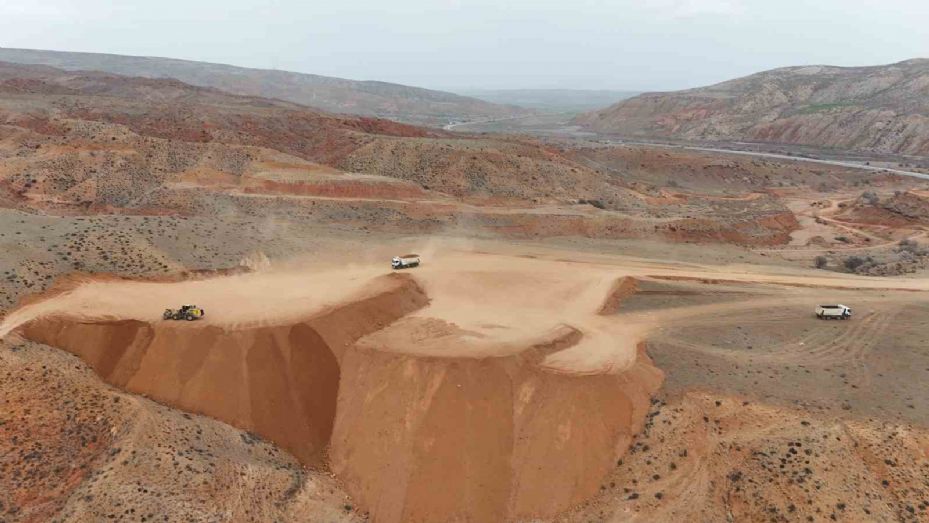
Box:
(802, 308), (896, 389)
(650, 304), (903, 410)
(775, 314), (873, 362)
(648, 305), (828, 364)
(802, 310), (886, 364)
(648, 304), (896, 378)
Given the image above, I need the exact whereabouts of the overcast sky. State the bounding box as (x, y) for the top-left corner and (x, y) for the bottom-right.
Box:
(2, 0), (928, 92)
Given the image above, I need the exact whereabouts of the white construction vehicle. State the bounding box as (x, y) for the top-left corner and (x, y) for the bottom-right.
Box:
(391, 254), (420, 270)
(815, 304), (852, 320)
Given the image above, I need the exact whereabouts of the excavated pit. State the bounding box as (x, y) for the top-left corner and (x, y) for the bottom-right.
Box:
(6, 254), (664, 521)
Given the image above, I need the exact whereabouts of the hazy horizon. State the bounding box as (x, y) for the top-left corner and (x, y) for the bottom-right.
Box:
(2, 0), (928, 93)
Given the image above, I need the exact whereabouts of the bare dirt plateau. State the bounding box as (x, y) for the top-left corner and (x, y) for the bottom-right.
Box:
(2, 249), (663, 522)
(5, 244), (929, 521)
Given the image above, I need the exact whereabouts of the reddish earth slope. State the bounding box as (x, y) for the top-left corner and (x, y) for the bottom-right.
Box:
(0, 61), (806, 247)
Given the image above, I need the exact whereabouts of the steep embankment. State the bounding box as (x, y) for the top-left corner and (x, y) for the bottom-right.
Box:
(7, 255), (667, 522)
(18, 273), (428, 465)
(577, 59), (929, 155)
(328, 267), (664, 521)
(331, 338), (661, 522)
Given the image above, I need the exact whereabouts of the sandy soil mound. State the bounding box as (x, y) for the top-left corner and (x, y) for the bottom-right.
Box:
(15, 272), (428, 466)
(4, 253), (671, 521)
(320, 258), (668, 521)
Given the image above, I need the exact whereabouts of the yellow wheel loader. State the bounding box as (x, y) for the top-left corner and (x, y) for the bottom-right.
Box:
(163, 305), (205, 321)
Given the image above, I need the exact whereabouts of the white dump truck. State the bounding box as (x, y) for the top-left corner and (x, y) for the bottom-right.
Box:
(391, 254), (421, 270)
(815, 304), (852, 320)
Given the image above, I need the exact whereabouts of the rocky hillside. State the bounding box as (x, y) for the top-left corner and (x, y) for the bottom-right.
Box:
(0, 47), (528, 127)
(0, 61), (621, 207)
(576, 59), (929, 155)
(0, 60), (814, 247)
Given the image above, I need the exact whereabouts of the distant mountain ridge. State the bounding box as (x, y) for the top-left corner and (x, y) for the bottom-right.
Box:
(576, 59), (929, 155)
(459, 89), (639, 113)
(0, 47), (528, 127)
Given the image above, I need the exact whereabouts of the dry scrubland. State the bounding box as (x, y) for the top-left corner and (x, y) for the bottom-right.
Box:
(1, 60), (929, 522)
